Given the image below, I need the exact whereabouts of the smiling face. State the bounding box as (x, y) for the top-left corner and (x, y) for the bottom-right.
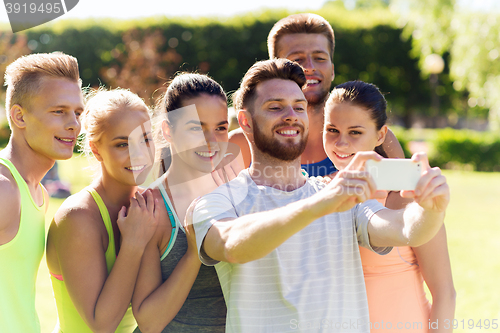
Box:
(323, 102), (387, 170)
(93, 108), (155, 186)
(165, 93), (229, 174)
(21, 77), (84, 161)
(276, 33), (334, 108)
(248, 78), (308, 161)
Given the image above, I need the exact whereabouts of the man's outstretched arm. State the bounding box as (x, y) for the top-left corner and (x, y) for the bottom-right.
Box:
(196, 160), (387, 264)
(367, 153), (450, 248)
(201, 198), (316, 264)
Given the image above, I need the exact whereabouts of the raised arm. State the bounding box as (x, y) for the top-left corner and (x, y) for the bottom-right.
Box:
(382, 128), (405, 158)
(199, 162), (385, 264)
(52, 191), (157, 332)
(413, 226), (456, 332)
(202, 198), (315, 264)
(367, 153), (450, 248)
(132, 197), (201, 332)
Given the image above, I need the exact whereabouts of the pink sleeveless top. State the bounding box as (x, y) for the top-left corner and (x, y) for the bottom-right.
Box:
(360, 246), (431, 332)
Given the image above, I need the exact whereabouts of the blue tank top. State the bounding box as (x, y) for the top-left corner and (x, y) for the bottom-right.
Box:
(301, 157), (337, 177)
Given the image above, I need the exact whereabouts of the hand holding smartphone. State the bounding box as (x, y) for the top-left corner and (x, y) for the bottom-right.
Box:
(366, 158), (422, 191)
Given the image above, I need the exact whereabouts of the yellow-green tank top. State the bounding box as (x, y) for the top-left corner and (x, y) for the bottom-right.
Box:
(0, 157), (46, 333)
(51, 187), (136, 333)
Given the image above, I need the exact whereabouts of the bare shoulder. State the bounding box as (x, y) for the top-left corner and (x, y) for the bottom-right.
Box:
(0, 166), (21, 239)
(229, 128), (251, 168)
(47, 189), (108, 274)
(0, 164), (20, 201)
(54, 190), (94, 221)
(228, 128), (247, 145)
(51, 190), (104, 241)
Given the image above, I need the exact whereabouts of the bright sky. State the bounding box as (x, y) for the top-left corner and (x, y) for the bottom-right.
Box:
(0, 0), (497, 26)
(67, 0), (327, 19)
(0, 0), (326, 23)
(457, 0), (499, 12)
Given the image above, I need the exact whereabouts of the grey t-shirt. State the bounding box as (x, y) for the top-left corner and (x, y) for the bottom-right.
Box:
(193, 170), (391, 333)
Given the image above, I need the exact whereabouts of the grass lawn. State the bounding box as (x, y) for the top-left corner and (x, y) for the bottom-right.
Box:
(34, 157), (500, 332)
(443, 171), (500, 332)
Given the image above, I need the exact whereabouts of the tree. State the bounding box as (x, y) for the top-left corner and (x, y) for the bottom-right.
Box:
(394, 0), (500, 129)
(449, 11), (500, 129)
(0, 33), (30, 119)
(100, 28), (179, 106)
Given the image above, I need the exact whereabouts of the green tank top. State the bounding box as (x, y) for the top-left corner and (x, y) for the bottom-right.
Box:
(51, 187), (136, 333)
(0, 157), (46, 333)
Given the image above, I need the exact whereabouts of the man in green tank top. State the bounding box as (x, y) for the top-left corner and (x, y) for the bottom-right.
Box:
(0, 52), (84, 332)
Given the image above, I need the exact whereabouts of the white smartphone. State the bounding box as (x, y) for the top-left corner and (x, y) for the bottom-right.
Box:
(365, 159), (422, 191)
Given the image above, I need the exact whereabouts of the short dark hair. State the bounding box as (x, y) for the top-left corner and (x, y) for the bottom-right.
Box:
(232, 58), (306, 113)
(268, 13), (335, 60)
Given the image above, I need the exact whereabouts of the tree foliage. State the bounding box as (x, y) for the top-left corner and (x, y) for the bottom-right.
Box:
(394, 0), (500, 128)
(0, 32), (30, 117)
(0, 5), (474, 127)
(395, 0), (454, 69)
(449, 12), (500, 129)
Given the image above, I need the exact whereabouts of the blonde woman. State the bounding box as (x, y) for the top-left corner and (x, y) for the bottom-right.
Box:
(46, 89), (158, 332)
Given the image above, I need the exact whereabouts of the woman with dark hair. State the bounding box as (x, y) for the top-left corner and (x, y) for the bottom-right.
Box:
(132, 73), (234, 333)
(323, 81), (456, 333)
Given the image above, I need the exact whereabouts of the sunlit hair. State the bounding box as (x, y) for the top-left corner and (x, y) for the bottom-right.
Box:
(267, 13), (335, 60)
(80, 88), (150, 158)
(154, 72), (227, 175)
(157, 72), (226, 126)
(232, 58), (306, 113)
(4, 52), (81, 126)
(327, 80), (388, 157)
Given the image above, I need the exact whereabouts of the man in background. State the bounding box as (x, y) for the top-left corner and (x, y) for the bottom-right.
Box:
(229, 13), (404, 176)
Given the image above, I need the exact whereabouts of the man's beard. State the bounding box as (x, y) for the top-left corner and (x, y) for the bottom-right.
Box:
(252, 120), (308, 161)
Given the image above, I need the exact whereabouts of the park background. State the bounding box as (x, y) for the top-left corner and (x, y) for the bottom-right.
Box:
(1, 0), (499, 331)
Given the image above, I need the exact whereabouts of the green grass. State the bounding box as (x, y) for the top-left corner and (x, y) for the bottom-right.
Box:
(443, 171), (500, 331)
(34, 159), (500, 332)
